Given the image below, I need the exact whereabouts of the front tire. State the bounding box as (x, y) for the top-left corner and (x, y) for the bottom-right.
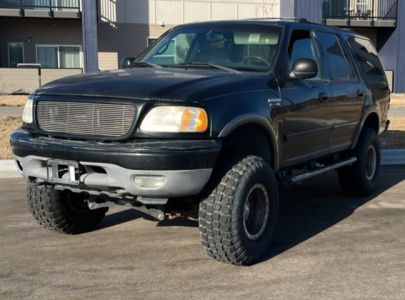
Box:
(338, 127), (381, 196)
(199, 156), (279, 265)
(27, 185), (108, 234)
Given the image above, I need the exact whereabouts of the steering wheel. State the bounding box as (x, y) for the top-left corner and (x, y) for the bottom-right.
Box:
(241, 56), (271, 67)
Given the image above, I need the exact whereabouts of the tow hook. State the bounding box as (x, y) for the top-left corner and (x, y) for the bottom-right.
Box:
(385, 120), (390, 133)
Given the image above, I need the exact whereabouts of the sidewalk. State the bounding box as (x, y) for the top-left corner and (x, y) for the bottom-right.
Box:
(1, 150), (404, 179)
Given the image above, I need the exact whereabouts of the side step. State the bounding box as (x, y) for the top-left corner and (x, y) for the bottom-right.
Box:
(284, 157), (357, 185)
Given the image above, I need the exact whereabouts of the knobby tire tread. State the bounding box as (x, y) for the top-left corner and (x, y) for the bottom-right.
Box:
(27, 185), (107, 234)
(199, 155), (278, 265)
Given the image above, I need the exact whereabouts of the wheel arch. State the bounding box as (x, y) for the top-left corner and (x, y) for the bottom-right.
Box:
(218, 114), (279, 172)
(351, 108), (380, 150)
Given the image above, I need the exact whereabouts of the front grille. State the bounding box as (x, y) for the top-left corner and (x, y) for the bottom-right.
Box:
(36, 101), (136, 138)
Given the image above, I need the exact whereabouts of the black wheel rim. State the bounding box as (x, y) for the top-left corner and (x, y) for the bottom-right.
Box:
(365, 145), (377, 180)
(243, 183), (270, 240)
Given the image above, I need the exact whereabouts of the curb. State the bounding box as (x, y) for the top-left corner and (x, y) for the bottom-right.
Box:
(0, 160), (22, 178)
(1, 150), (404, 179)
(381, 149), (405, 166)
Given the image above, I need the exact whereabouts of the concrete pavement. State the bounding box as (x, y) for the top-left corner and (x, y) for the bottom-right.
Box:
(1, 166), (404, 299)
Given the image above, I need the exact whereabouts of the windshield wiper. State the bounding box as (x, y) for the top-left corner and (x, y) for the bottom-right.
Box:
(168, 62), (240, 73)
(132, 61), (162, 68)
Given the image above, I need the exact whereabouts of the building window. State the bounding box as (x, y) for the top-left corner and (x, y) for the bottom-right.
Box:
(147, 37), (158, 47)
(36, 45), (81, 68)
(8, 42), (24, 68)
(357, 0), (368, 13)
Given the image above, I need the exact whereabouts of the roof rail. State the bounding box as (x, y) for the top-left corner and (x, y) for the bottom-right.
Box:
(249, 17), (309, 23)
(342, 28), (354, 32)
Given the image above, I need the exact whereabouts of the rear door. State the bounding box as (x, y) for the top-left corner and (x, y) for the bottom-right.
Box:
(345, 35), (391, 132)
(316, 31), (364, 153)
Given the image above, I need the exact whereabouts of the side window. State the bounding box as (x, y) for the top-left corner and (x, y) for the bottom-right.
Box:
(288, 30), (322, 80)
(336, 35), (356, 80)
(346, 35), (386, 83)
(316, 31), (350, 80)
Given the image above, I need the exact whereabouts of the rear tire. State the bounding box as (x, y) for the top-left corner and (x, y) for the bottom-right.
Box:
(338, 127), (381, 196)
(27, 185), (108, 234)
(199, 156), (279, 265)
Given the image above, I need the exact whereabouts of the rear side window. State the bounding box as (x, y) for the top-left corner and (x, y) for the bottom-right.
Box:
(346, 36), (386, 83)
(316, 32), (351, 80)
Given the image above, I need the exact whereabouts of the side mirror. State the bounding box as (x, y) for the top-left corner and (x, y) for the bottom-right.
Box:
(120, 57), (135, 69)
(290, 58), (318, 80)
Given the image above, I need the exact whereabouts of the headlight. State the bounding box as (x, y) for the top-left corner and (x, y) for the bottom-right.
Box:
(22, 99), (33, 124)
(140, 106), (208, 133)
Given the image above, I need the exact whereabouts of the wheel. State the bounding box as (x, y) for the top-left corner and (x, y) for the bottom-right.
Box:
(241, 56), (271, 67)
(27, 185), (108, 234)
(338, 127), (381, 196)
(199, 156), (279, 265)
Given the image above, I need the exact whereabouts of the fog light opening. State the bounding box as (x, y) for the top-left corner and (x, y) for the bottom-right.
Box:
(134, 176), (166, 188)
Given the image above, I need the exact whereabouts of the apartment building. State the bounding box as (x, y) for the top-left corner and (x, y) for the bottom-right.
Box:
(0, 0), (403, 94)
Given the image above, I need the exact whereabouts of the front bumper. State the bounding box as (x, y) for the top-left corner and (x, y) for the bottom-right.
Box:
(11, 128), (221, 198)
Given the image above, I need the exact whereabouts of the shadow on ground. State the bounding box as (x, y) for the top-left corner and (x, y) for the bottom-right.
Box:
(259, 165), (405, 263)
(95, 205), (198, 231)
(95, 166), (405, 263)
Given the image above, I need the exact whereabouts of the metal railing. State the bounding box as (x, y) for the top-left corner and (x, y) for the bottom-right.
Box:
(0, 0), (80, 12)
(323, 0), (398, 22)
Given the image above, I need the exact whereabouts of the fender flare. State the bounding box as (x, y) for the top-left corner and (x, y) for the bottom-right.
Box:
(218, 114), (279, 172)
(351, 106), (381, 150)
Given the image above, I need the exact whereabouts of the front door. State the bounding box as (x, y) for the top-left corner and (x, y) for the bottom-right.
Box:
(282, 30), (333, 167)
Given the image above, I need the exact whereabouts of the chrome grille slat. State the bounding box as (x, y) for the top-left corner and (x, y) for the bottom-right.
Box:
(37, 101), (136, 138)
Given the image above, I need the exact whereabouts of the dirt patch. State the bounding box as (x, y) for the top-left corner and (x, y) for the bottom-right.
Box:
(0, 117), (22, 159)
(0, 96), (28, 107)
(391, 96), (405, 108)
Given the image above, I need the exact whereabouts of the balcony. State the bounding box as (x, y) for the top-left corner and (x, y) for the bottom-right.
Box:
(323, 0), (398, 27)
(0, 0), (81, 19)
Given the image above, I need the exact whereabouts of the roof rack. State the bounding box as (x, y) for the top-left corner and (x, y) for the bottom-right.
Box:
(249, 17), (309, 23)
(342, 28), (354, 32)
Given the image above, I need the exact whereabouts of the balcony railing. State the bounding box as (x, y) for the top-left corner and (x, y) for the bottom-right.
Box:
(0, 0), (80, 13)
(323, 0), (398, 27)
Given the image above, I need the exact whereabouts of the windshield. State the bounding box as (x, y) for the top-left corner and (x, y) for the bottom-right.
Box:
(136, 23), (283, 72)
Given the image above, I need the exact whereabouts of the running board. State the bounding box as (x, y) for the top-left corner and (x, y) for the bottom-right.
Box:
(284, 157), (357, 185)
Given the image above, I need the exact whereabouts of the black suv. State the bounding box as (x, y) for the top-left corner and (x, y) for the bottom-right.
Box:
(11, 19), (390, 265)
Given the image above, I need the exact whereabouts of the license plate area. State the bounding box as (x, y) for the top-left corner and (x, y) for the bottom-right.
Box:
(47, 160), (80, 185)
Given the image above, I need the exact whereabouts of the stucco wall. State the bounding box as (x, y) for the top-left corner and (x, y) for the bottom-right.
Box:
(98, 0), (281, 25)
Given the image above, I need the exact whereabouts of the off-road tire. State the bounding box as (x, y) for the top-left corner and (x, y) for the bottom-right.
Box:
(199, 155), (279, 265)
(338, 127), (381, 196)
(27, 185), (108, 234)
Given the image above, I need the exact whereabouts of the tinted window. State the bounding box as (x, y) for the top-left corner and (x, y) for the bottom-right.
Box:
(346, 36), (386, 83)
(317, 32), (349, 80)
(336, 35), (355, 79)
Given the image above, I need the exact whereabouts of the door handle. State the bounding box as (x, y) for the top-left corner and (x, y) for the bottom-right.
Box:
(319, 93), (329, 103)
(357, 90), (365, 98)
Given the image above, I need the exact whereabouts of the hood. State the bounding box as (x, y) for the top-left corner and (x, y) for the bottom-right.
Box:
(35, 68), (263, 102)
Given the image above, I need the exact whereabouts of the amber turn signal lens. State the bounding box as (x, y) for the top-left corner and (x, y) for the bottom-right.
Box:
(180, 108), (208, 132)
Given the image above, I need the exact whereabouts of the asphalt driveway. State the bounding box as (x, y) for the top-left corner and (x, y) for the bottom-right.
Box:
(1, 166), (405, 300)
